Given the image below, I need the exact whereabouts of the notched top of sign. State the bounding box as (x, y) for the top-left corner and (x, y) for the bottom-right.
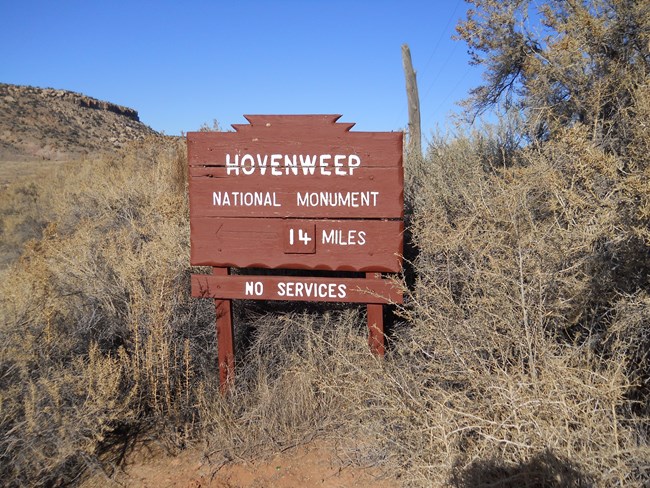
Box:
(231, 114), (355, 133)
(187, 114), (402, 169)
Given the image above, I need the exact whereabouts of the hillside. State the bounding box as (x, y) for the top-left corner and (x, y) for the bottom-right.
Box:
(0, 83), (157, 182)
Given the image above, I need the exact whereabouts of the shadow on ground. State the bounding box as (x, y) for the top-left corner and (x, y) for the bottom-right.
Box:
(451, 450), (593, 488)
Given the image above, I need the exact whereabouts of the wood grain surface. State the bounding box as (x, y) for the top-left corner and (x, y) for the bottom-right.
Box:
(190, 218), (403, 271)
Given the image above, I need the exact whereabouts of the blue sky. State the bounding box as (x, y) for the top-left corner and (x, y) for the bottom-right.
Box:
(1, 0), (483, 143)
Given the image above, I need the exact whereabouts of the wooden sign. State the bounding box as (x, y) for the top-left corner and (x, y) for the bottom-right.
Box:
(188, 115), (403, 272)
(188, 115), (404, 391)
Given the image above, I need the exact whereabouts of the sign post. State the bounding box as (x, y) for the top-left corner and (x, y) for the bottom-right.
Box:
(188, 115), (403, 391)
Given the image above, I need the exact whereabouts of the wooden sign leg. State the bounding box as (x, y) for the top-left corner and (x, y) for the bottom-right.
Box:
(213, 267), (234, 393)
(366, 272), (385, 356)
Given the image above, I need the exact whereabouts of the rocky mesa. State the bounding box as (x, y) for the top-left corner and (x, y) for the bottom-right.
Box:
(0, 83), (158, 162)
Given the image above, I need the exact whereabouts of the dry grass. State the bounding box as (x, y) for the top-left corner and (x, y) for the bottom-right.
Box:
(0, 118), (648, 486)
(0, 135), (216, 485)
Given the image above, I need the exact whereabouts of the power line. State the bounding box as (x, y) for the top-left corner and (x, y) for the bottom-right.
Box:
(422, 66), (472, 145)
(420, 41), (460, 104)
(418, 0), (463, 80)
(394, 0), (465, 132)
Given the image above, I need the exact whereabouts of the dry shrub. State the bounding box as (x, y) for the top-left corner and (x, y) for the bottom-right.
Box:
(346, 123), (649, 486)
(0, 132), (379, 485)
(0, 135), (215, 486)
(198, 121), (646, 486)
(198, 308), (374, 460)
(0, 181), (48, 269)
(0, 345), (133, 485)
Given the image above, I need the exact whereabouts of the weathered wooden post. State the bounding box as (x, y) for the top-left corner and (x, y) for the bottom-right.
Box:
(212, 267), (234, 392)
(187, 115), (404, 391)
(401, 44), (422, 159)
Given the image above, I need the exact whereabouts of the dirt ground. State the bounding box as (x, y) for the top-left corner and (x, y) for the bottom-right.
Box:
(83, 440), (402, 488)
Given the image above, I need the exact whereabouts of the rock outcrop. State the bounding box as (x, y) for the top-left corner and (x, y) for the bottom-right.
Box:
(0, 83), (158, 162)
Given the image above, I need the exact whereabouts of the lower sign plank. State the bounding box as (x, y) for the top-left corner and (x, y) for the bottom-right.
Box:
(191, 274), (403, 304)
(191, 218), (403, 272)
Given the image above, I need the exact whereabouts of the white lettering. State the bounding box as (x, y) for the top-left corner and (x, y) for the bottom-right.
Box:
(319, 154), (332, 175)
(334, 155), (346, 175)
(212, 192), (280, 207)
(338, 284), (347, 298)
(241, 154), (255, 175)
(285, 282), (295, 296)
(320, 229), (367, 246)
(284, 154), (298, 175)
(300, 155), (317, 175)
(296, 191), (379, 207)
(222, 153), (362, 176)
(349, 155), (361, 175)
(212, 191), (232, 206)
(226, 154), (239, 175)
(245, 281), (264, 296)
(257, 154), (269, 175)
(322, 229), (335, 244)
(270, 154), (282, 176)
(295, 282), (305, 296)
(299, 228), (312, 245)
(273, 280), (349, 299)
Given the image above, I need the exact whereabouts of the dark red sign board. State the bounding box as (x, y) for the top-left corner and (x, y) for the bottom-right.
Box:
(188, 115), (404, 390)
(188, 115), (404, 274)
